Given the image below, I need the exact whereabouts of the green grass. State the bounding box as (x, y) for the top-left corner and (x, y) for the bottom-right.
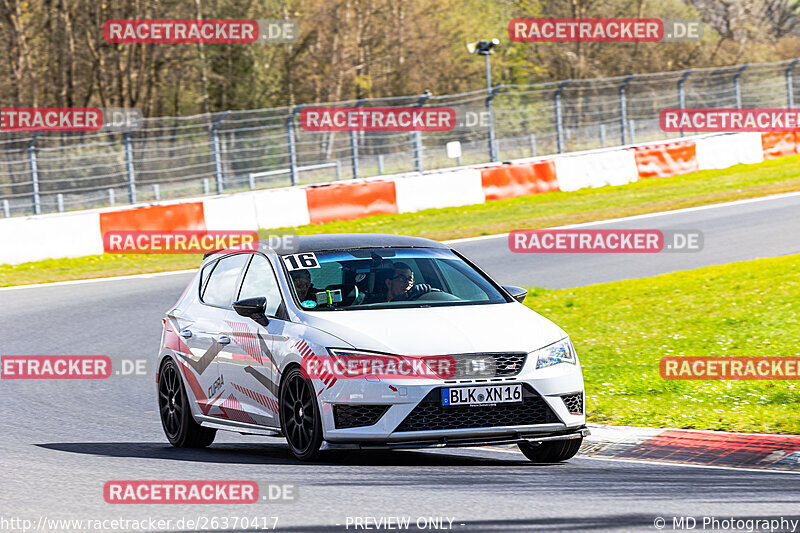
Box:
(523, 254), (800, 434)
(2, 153), (800, 286)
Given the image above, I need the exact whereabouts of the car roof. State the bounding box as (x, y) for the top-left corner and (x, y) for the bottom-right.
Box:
(291, 233), (449, 254)
(202, 233), (448, 261)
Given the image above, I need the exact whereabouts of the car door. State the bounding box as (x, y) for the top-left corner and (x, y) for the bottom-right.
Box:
(215, 253), (286, 427)
(181, 252), (249, 419)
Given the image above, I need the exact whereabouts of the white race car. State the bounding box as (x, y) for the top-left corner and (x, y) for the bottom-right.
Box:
(156, 234), (587, 461)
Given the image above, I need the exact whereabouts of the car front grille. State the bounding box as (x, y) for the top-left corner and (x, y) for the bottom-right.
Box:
(394, 384), (559, 432)
(449, 353), (527, 378)
(561, 393), (584, 415)
(333, 404), (390, 429)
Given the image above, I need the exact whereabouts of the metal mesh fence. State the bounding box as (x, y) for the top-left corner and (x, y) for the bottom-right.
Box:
(2, 57), (799, 218)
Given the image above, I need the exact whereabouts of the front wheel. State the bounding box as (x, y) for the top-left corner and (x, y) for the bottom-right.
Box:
(518, 437), (582, 463)
(158, 358), (216, 448)
(280, 367), (323, 461)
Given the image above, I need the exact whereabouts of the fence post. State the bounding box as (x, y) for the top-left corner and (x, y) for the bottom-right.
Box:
(529, 134), (536, 157)
(108, 189), (115, 206)
(203, 178), (210, 194)
(335, 159), (342, 180)
(57, 193), (64, 213)
(153, 184), (160, 201)
(123, 131), (136, 204)
(350, 99), (366, 179)
(629, 119), (636, 144)
(677, 69), (693, 137)
(28, 133), (40, 215)
(600, 124), (607, 147)
(2, 199), (9, 218)
(618, 75), (634, 145)
(554, 80), (570, 154)
(413, 91), (432, 172)
(287, 105), (303, 186)
(786, 59), (800, 108)
(733, 64), (748, 109)
(211, 111), (229, 194)
(377, 154), (384, 174)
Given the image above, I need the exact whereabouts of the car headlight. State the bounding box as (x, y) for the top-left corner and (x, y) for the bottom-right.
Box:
(534, 338), (577, 369)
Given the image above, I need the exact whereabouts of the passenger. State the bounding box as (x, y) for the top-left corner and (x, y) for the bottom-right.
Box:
(290, 269), (317, 301)
(385, 262), (433, 302)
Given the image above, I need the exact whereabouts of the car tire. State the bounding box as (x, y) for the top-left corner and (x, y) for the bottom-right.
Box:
(158, 358), (217, 448)
(280, 366), (323, 461)
(518, 437), (582, 463)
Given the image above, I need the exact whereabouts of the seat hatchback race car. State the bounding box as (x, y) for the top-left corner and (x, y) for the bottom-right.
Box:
(157, 234), (587, 461)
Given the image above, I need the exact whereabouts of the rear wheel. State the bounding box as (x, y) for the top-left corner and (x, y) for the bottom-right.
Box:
(280, 367), (323, 461)
(158, 358), (216, 448)
(518, 437), (582, 463)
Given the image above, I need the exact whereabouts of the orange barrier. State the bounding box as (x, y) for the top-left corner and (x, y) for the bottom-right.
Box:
(99, 202), (206, 234)
(633, 140), (698, 178)
(761, 131), (798, 160)
(480, 160), (558, 201)
(305, 180), (398, 224)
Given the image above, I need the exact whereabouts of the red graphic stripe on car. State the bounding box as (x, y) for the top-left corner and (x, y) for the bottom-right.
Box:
(225, 321), (263, 365)
(292, 340), (337, 393)
(218, 393), (257, 424)
(232, 382), (279, 414)
(176, 359), (225, 415)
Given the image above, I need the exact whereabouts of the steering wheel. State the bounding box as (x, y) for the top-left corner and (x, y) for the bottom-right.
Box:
(406, 285), (441, 301)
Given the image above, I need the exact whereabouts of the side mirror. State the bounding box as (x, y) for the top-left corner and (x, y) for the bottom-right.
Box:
(503, 285), (527, 303)
(233, 296), (269, 326)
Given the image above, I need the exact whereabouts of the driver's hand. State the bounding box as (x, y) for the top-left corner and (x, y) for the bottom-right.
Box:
(409, 284), (433, 296)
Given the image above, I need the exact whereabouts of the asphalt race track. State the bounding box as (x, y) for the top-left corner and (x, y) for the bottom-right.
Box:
(451, 192), (800, 289)
(2, 194), (800, 531)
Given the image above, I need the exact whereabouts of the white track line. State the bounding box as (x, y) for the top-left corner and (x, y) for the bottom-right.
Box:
(4, 190), (799, 292)
(0, 269), (195, 292)
(443, 190), (800, 245)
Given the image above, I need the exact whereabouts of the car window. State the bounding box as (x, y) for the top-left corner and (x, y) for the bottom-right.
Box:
(201, 253), (249, 308)
(238, 254), (283, 317)
(284, 248), (506, 310)
(199, 259), (216, 295)
(437, 260), (490, 301)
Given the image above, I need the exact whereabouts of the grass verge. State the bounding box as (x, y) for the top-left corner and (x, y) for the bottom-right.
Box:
(523, 253), (800, 434)
(3, 154), (800, 286)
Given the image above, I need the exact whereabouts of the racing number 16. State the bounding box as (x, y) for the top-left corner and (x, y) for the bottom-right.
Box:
(283, 252), (320, 271)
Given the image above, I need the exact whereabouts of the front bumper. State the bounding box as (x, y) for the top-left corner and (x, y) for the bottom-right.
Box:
(317, 360), (586, 444)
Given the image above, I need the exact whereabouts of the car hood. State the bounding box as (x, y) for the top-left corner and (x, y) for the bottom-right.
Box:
(298, 303), (567, 355)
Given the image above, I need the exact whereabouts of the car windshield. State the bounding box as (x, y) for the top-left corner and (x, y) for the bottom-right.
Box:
(283, 247), (508, 311)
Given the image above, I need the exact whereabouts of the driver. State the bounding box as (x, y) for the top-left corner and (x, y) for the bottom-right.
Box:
(290, 269), (317, 301)
(385, 262), (434, 302)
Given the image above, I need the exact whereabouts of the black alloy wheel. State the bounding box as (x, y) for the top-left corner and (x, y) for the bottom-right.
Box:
(280, 367), (323, 461)
(158, 358), (216, 448)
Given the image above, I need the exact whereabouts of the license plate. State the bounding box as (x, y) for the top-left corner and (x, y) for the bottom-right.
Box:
(441, 384), (523, 407)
